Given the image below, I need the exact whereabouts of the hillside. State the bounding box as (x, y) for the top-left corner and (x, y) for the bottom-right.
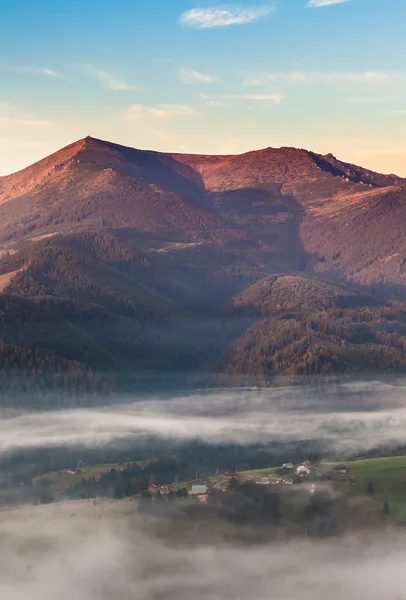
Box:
(0, 137), (406, 397)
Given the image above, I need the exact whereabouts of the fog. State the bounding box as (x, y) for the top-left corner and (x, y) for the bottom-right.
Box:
(0, 504), (405, 600)
(1, 380), (406, 456)
(2, 380), (406, 599)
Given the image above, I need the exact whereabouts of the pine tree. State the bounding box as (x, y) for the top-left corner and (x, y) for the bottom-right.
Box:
(367, 481), (375, 495)
(383, 499), (390, 515)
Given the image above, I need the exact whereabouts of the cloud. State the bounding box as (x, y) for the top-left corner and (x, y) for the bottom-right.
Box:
(205, 100), (228, 107)
(244, 71), (403, 86)
(86, 67), (139, 91)
(0, 117), (52, 128)
(2, 381), (406, 456)
(11, 66), (68, 79)
(307, 0), (352, 6)
(344, 96), (397, 104)
(4, 508), (406, 600)
(178, 67), (218, 84)
(179, 5), (275, 28)
(0, 103), (54, 129)
(201, 92), (285, 103)
(124, 103), (200, 120)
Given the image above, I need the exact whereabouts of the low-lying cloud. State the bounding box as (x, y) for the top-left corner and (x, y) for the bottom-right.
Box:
(2, 380), (406, 455)
(0, 506), (406, 600)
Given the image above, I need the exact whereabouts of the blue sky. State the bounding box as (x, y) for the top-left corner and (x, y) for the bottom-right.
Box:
(1, 0), (406, 175)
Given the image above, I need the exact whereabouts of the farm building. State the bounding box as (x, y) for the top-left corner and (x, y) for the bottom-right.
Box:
(333, 465), (348, 474)
(224, 471), (238, 479)
(189, 484), (208, 496)
(296, 465), (311, 476)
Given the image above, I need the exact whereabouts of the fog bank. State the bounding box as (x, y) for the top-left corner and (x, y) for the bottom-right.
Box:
(1, 379), (406, 455)
(0, 504), (405, 600)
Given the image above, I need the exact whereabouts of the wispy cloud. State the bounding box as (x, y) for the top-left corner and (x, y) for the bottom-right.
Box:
(205, 99), (228, 107)
(178, 67), (218, 84)
(345, 96), (397, 104)
(87, 67), (139, 91)
(11, 66), (68, 79)
(307, 0), (352, 6)
(179, 5), (275, 28)
(0, 117), (52, 127)
(244, 71), (403, 86)
(201, 92), (285, 103)
(124, 103), (200, 120)
(0, 103), (54, 128)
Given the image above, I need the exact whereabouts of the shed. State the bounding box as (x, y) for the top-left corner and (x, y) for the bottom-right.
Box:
(189, 484), (208, 496)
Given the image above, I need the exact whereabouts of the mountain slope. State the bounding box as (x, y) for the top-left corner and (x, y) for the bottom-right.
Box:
(0, 137), (406, 396)
(0, 137), (236, 243)
(226, 275), (406, 380)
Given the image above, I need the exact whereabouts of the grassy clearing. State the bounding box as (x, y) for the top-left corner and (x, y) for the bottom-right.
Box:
(237, 457), (406, 522)
(238, 467), (278, 477)
(34, 463), (126, 492)
(33, 455), (406, 523)
(343, 456), (406, 522)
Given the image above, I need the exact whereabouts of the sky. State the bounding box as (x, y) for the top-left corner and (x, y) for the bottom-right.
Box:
(1, 0), (406, 175)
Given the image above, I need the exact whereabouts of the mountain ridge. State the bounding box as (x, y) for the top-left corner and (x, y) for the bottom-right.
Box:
(2, 136), (403, 198)
(1, 136), (406, 397)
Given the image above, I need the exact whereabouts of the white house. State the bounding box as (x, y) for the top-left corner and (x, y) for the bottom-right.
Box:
(296, 465), (311, 476)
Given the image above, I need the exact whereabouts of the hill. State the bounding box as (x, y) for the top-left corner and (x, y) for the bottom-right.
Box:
(0, 137), (406, 396)
(226, 275), (406, 379)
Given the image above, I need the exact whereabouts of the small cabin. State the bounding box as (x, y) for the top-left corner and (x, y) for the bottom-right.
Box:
(189, 484), (208, 496)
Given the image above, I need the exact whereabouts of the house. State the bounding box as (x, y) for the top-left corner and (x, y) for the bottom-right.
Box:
(282, 463), (293, 470)
(296, 465), (311, 476)
(259, 477), (271, 485)
(224, 471), (238, 479)
(148, 484), (160, 493)
(333, 465), (348, 474)
(189, 484), (208, 496)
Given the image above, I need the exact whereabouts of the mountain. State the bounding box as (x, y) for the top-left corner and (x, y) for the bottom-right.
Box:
(1, 136), (406, 400)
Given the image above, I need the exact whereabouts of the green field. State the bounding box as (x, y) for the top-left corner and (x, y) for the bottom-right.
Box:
(238, 456), (406, 522)
(33, 455), (406, 522)
(343, 456), (406, 522)
(237, 467), (278, 477)
(34, 463), (127, 492)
